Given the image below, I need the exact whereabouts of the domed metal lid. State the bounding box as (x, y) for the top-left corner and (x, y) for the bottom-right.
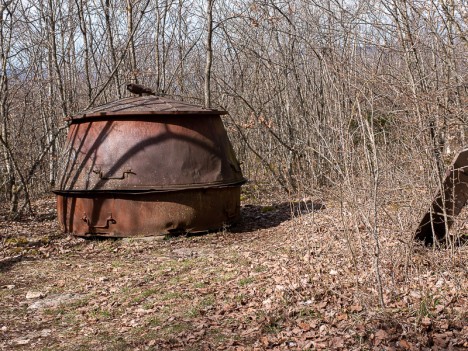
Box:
(68, 96), (227, 122)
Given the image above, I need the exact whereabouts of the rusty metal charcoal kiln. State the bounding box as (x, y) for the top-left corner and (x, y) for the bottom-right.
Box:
(53, 96), (246, 237)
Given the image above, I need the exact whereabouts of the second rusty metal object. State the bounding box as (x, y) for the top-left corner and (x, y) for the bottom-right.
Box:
(54, 96), (246, 237)
(415, 147), (468, 245)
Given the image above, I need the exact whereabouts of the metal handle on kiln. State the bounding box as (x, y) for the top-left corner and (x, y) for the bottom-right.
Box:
(92, 168), (135, 180)
(82, 213), (116, 229)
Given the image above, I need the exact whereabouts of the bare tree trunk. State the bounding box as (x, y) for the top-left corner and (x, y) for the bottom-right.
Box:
(75, 0), (92, 102)
(103, 0), (121, 98)
(390, 0), (444, 178)
(154, 0), (162, 93)
(43, 0), (68, 187)
(177, 0), (184, 96)
(46, 0), (68, 118)
(126, 0), (138, 84)
(204, 0), (214, 108)
(0, 0), (15, 209)
(154, 0), (173, 95)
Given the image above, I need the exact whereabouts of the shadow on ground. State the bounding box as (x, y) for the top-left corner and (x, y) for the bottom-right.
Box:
(231, 199), (325, 233)
(0, 255), (38, 273)
(0, 197), (325, 246)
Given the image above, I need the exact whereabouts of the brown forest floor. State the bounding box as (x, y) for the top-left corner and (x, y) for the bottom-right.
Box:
(0, 186), (467, 351)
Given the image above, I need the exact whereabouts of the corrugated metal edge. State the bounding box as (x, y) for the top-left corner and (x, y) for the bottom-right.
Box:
(66, 96), (227, 121)
(65, 110), (228, 122)
(52, 179), (247, 195)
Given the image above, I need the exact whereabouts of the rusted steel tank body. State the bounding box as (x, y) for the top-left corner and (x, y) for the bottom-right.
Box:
(54, 96), (245, 237)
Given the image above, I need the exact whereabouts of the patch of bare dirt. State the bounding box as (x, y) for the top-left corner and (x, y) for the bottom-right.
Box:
(0, 192), (467, 350)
